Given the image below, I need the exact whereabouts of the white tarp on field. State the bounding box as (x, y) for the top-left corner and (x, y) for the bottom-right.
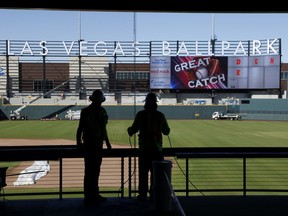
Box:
(13, 161), (50, 186)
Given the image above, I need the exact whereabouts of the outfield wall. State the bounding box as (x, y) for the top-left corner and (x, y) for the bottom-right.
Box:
(0, 103), (229, 120)
(239, 98), (288, 120)
(1, 98), (288, 121)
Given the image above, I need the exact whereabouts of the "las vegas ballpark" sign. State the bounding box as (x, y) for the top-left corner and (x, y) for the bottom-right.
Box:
(0, 39), (280, 57)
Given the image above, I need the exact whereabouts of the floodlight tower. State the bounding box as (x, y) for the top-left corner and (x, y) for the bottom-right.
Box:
(78, 12), (85, 99)
(211, 13), (217, 55)
(211, 13), (217, 104)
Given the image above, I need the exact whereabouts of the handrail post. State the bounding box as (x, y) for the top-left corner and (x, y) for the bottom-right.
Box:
(243, 157), (246, 197)
(128, 156), (132, 198)
(59, 158), (63, 200)
(186, 158), (189, 197)
(121, 157), (124, 198)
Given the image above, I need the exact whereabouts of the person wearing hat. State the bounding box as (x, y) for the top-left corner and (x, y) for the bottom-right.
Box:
(127, 92), (170, 201)
(76, 89), (112, 206)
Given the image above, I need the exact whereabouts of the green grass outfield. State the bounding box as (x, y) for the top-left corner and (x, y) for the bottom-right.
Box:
(0, 119), (288, 147)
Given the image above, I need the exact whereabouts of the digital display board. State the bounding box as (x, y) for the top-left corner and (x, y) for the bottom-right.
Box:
(150, 55), (280, 90)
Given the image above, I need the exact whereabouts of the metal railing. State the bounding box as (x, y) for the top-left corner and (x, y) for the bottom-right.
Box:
(1, 146), (288, 199)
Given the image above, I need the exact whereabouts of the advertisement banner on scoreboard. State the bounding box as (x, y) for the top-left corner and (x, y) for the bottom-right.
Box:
(150, 56), (171, 89)
(150, 55), (280, 90)
(171, 56), (228, 89)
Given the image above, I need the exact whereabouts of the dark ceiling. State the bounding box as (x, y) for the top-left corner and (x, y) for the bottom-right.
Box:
(0, 1), (287, 13)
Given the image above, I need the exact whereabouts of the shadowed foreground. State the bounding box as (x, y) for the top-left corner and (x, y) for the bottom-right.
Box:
(1, 195), (288, 216)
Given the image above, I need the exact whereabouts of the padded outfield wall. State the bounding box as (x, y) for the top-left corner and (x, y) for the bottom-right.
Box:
(2, 98), (288, 121)
(239, 98), (288, 120)
(0, 102), (230, 120)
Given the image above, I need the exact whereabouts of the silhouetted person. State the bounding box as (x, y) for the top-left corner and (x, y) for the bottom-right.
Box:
(76, 89), (112, 206)
(127, 92), (170, 201)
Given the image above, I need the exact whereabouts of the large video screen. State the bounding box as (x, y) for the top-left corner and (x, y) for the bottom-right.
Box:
(150, 55), (280, 90)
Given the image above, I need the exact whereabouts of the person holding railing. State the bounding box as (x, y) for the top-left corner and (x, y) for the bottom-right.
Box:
(127, 92), (170, 202)
(76, 89), (112, 206)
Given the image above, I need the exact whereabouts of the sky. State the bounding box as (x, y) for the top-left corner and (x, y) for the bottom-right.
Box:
(1, 9), (288, 61)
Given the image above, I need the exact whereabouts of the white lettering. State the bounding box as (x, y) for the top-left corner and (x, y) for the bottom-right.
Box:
(94, 41), (107, 56)
(174, 57), (211, 72)
(195, 41), (202, 56)
(176, 41), (189, 55)
(63, 41), (75, 55)
(7, 40), (14, 55)
(198, 58), (210, 67)
(113, 42), (125, 56)
(221, 41), (230, 55)
(267, 38), (278, 54)
(79, 41), (88, 56)
(188, 74), (226, 88)
(208, 40), (213, 56)
(132, 42), (141, 56)
(234, 41), (247, 55)
(20, 41), (33, 55)
(39, 41), (48, 55)
(175, 64), (181, 72)
(201, 77), (209, 86)
(252, 40), (261, 55)
(162, 41), (171, 55)
(2, 39), (280, 57)
(218, 73), (226, 82)
(210, 76), (219, 84)
(188, 79), (201, 88)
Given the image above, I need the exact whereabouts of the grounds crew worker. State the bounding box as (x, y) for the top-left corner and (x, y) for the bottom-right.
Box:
(127, 92), (170, 201)
(76, 89), (112, 206)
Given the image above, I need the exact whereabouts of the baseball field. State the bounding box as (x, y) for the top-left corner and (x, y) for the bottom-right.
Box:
(1, 119), (288, 197)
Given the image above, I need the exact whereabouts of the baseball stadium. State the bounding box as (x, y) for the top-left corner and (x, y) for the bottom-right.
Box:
(1, 12), (288, 216)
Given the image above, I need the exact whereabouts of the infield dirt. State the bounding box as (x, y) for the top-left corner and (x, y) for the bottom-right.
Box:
(1, 139), (132, 189)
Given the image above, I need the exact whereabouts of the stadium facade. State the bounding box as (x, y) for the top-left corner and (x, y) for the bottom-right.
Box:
(0, 38), (288, 120)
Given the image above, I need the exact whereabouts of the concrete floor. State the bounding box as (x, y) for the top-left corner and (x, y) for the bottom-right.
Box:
(1, 195), (288, 216)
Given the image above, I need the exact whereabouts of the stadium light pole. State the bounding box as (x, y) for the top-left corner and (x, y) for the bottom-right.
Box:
(78, 12), (84, 99)
(211, 13), (217, 104)
(78, 12), (82, 41)
(211, 13), (216, 55)
(133, 12), (137, 114)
